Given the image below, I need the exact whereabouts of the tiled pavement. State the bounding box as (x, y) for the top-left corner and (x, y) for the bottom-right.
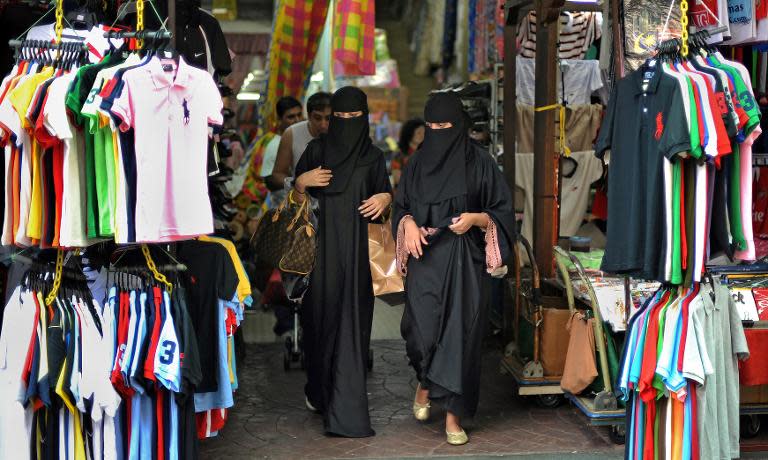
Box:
(199, 340), (626, 459)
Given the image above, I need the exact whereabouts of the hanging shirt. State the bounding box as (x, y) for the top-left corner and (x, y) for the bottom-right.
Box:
(517, 11), (602, 60)
(595, 64), (691, 281)
(110, 56), (223, 242)
(515, 57), (603, 106)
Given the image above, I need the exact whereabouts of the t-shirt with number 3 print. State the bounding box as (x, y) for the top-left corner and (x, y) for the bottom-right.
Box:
(155, 290), (181, 392)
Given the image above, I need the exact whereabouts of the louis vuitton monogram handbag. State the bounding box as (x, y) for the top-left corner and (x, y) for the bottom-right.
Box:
(250, 191), (316, 275)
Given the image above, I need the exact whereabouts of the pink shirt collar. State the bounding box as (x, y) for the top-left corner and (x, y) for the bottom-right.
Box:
(148, 55), (192, 89)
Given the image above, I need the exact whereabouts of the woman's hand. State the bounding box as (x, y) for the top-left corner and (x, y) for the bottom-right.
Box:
(359, 193), (392, 220)
(404, 218), (428, 259)
(295, 167), (332, 193)
(449, 213), (489, 235)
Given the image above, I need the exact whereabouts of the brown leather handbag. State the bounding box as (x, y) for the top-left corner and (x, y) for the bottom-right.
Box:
(368, 219), (403, 296)
(251, 192), (316, 275)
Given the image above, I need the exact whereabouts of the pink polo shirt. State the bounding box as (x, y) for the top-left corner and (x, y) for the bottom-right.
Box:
(111, 57), (223, 242)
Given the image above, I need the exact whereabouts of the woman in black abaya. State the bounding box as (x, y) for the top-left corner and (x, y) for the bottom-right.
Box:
(292, 87), (392, 438)
(393, 92), (516, 445)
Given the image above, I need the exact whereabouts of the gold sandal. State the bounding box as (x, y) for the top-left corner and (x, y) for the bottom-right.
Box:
(412, 383), (430, 421)
(446, 429), (469, 446)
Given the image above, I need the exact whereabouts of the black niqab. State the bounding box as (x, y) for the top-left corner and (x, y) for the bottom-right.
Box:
(323, 86), (378, 194)
(415, 92), (469, 203)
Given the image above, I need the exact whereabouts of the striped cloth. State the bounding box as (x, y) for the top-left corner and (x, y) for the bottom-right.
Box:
(333, 0), (376, 76)
(264, 0), (330, 126)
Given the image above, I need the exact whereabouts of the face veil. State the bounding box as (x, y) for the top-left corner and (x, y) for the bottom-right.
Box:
(322, 86), (376, 194)
(415, 91), (469, 203)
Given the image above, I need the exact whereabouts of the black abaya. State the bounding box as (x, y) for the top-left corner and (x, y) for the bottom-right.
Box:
(392, 143), (516, 418)
(295, 139), (391, 438)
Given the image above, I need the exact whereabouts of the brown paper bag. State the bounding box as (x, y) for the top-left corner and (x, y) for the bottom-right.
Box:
(368, 221), (404, 297)
(560, 311), (598, 394)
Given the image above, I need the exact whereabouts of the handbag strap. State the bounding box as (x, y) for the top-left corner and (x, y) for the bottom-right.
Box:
(287, 196), (311, 231)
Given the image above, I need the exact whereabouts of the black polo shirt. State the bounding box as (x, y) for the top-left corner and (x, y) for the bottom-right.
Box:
(595, 64), (690, 280)
(177, 8), (232, 80)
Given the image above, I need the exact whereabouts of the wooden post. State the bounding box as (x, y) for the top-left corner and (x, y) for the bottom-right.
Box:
(532, 0), (564, 278)
(611, 0), (625, 79)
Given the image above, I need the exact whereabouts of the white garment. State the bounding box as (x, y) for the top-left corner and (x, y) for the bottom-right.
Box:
(259, 134), (282, 177)
(516, 57), (603, 106)
(43, 73), (90, 247)
(26, 24), (122, 64)
(0, 287), (36, 460)
(515, 150), (603, 245)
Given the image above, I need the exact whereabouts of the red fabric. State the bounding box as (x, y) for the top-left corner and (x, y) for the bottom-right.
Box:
(225, 308), (237, 336)
(754, 288), (768, 321)
(51, 143), (64, 247)
(680, 163), (688, 270)
(753, 168), (768, 238)
(22, 293), (41, 388)
(638, 292), (669, 402)
(261, 269), (287, 305)
(644, 400), (657, 460)
(739, 329), (768, 385)
(677, 285), (699, 372)
(111, 292), (134, 397)
(196, 409), (229, 439)
(592, 185), (608, 220)
(690, 384), (700, 460)
(144, 287), (164, 382)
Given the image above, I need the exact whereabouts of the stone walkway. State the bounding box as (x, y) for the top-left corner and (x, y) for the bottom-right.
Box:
(199, 340), (624, 459)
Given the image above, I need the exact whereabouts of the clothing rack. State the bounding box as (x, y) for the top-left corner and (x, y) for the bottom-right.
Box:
(109, 263), (187, 272)
(103, 29), (173, 40)
(7, 39), (89, 50)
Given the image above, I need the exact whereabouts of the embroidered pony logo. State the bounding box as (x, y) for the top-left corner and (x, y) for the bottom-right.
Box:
(654, 112), (664, 140)
(182, 99), (190, 125)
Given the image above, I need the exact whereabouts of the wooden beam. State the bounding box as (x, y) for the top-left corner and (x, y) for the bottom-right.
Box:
(610, 0), (625, 78)
(532, 0), (564, 278)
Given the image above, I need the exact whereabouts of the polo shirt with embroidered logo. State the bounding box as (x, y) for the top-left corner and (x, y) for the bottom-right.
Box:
(111, 57), (223, 243)
(595, 65), (691, 281)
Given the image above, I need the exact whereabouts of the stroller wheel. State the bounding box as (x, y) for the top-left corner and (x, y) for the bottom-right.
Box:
(367, 349), (374, 371)
(283, 351), (291, 372)
(609, 425), (626, 445)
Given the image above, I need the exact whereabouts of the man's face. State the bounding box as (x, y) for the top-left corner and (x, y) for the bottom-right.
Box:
(308, 107), (331, 135)
(279, 106), (303, 131)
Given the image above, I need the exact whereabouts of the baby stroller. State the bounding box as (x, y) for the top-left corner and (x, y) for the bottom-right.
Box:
(281, 274), (374, 372)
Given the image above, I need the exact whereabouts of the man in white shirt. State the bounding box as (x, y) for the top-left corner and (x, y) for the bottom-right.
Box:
(259, 96), (303, 178)
(266, 92), (332, 195)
